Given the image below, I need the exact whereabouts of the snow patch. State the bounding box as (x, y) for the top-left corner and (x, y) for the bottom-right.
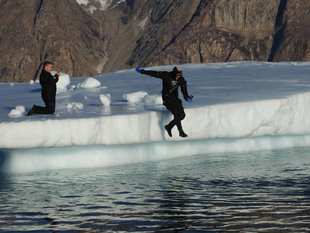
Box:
(95, 58), (108, 74)
(100, 94), (111, 106)
(66, 102), (84, 110)
(78, 77), (101, 89)
(8, 106), (25, 118)
(50, 71), (71, 90)
(88, 5), (97, 13)
(76, 0), (89, 5)
(138, 17), (148, 29)
(76, 0), (125, 12)
(123, 91), (148, 104)
(57, 73), (71, 90)
(144, 95), (163, 106)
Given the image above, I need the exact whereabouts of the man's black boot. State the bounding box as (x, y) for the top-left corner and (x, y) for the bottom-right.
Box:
(27, 105), (36, 116)
(179, 131), (188, 138)
(165, 124), (173, 137)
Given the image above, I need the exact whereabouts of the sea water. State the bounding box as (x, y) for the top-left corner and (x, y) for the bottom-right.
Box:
(0, 147), (310, 232)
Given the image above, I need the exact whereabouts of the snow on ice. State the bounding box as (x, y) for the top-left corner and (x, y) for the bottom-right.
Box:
(100, 94), (111, 107)
(66, 102), (84, 110)
(1, 62), (310, 173)
(55, 72), (71, 90)
(78, 77), (101, 89)
(123, 91), (148, 104)
(8, 106), (26, 118)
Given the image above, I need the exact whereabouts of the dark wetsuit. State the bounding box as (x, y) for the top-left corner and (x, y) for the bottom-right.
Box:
(30, 70), (59, 114)
(141, 69), (190, 136)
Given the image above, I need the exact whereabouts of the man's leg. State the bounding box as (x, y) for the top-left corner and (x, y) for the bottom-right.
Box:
(165, 115), (187, 137)
(41, 99), (55, 114)
(43, 96), (55, 114)
(164, 98), (187, 137)
(27, 103), (54, 115)
(165, 119), (177, 137)
(174, 106), (187, 137)
(176, 121), (187, 137)
(163, 97), (177, 137)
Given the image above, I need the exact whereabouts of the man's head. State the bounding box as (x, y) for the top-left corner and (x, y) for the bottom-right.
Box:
(173, 66), (182, 80)
(43, 61), (53, 73)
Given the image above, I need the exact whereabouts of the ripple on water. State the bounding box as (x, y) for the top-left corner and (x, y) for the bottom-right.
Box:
(0, 147), (310, 232)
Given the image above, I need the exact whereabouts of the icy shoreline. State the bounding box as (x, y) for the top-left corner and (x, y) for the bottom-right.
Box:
(2, 132), (310, 173)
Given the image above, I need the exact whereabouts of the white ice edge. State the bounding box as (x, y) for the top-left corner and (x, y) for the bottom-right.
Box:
(1, 91), (310, 149)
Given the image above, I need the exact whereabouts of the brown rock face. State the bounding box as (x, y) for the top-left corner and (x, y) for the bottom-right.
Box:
(0, 0), (107, 82)
(128, 0), (310, 66)
(270, 0), (310, 61)
(0, 0), (309, 82)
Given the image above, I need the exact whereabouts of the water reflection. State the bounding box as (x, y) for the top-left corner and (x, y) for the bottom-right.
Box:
(0, 147), (310, 232)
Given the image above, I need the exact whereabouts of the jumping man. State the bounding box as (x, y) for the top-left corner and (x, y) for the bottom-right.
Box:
(136, 66), (193, 137)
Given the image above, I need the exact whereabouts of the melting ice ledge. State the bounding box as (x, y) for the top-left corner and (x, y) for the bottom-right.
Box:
(1, 62), (310, 173)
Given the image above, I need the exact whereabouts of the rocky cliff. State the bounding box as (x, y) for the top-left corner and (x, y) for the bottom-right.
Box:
(0, 0), (107, 82)
(1, 0), (309, 82)
(127, 0), (310, 66)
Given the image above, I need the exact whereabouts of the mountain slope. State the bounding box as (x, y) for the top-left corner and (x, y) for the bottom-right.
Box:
(0, 0), (310, 82)
(0, 0), (107, 82)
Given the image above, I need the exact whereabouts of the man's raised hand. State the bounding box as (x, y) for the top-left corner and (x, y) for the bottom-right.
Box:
(135, 67), (143, 73)
(186, 95), (194, 103)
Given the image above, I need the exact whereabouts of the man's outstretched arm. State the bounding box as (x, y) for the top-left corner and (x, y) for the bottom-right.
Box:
(135, 67), (167, 79)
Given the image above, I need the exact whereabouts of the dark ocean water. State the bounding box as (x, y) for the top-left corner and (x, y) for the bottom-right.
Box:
(0, 147), (310, 232)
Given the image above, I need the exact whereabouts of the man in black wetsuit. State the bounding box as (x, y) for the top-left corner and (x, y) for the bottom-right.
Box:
(28, 61), (61, 115)
(136, 66), (193, 137)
